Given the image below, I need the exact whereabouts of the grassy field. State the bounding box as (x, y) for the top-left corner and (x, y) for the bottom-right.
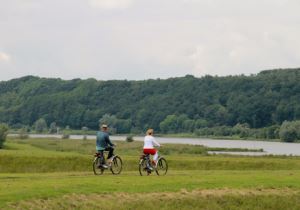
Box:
(1, 138), (300, 209)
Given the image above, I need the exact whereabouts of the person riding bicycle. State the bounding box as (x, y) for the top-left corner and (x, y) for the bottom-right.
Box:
(143, 128), (160, 170)
(96, 124), (115, 169)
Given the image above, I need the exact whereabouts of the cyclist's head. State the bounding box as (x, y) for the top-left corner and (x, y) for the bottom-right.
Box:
(101, 124), (108, 131)
(146, 129), (154, 136)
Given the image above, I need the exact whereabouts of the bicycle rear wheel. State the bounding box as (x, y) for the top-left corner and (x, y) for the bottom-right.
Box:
(93, 157), (104, 175)
(110, 156), (123, 175)
(139, 159), (152, 176)
(155, 157), (168, 176)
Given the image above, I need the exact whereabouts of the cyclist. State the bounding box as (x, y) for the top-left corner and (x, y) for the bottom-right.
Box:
(96, 124), (115, 168)
(143, 128), (160, 170)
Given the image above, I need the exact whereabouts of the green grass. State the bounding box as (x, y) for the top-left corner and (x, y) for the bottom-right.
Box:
(2, 171), (300, 209)
(1, 138), (300, 173)
(1, 138), (300, 209)
(7, 190), (300, 210)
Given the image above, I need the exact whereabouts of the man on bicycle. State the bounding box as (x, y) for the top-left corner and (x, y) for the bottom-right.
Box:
(96, 124), (115, 168)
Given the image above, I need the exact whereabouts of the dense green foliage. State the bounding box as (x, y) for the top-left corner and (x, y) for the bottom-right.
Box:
(1, 69), (300, 134)
(279, 120), (300, 142)
(0, 123), (9, 148)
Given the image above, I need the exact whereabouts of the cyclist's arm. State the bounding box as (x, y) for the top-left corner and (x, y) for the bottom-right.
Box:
(152, 138), (160, 147)
(105, 134), (115, 147)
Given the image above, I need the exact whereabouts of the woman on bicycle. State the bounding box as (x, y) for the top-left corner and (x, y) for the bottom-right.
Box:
(143, 129), (160, 168)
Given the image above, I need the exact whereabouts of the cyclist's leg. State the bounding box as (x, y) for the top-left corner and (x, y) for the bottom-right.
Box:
(153, 150), (159, 165)
(105, 147), (114, 160)
(97, 150), (105, 165)
(144, 148), (156, 169)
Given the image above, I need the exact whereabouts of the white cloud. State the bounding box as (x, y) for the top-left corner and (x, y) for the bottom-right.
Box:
(0, 52), (11, 62)
(89, 0), (134, 9)
(1, 0), (300, 81)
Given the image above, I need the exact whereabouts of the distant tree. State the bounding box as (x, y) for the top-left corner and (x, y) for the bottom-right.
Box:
(34, 118), (48, 133)
(265, 125), (280, 139)
(62, 125), (70, 139)
(1, 69), (300, 134)
(213, 126), (232, 136)
(279, 121), (298, 142)
(195, 119), (209, 129)
(0, 123), (9, 149)
(115, 119), (132, 134)
(49, 122), (57, 134)
(18, 127), (29, 139)
(232, 123), (250, 138)
(99, 114), (117, 129)
(159, 115), (178, 133)
(182, 119), (195, 132)
(82, 126), (88, 140)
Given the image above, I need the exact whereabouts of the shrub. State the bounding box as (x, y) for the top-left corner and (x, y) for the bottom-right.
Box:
(34, 118), (48, 133)
(62, 126), (70, 139)
(18, 127), (29, 139)
(0, 123), (9, 149)
(49, 122), (57, 134)
(126, 135), (134, 142)
(82, 126), (88, 140)
(279, 121), (298, 142)
(61, 133), (70, 139)
(266, 125), (280, 139)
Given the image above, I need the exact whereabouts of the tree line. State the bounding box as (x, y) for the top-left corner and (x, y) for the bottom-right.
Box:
(0, 68), (300, 141)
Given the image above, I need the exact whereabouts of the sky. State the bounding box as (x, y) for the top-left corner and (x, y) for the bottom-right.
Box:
(1, 0), (300, 81)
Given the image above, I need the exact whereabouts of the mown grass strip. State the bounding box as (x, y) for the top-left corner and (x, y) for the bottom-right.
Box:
(1, 170), (300, 208)
(7, 189), (300, 210)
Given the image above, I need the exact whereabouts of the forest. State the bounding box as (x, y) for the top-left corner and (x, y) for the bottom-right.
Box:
(0, 68), (300, 140)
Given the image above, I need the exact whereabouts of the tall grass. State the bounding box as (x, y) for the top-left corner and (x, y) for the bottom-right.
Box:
(8, 189), (300, 210)
(1, 138), (300, 173)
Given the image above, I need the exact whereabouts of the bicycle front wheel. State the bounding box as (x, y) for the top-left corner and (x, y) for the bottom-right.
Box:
(93, 157), (104, 175)
(155, 157), (168, 176)
(110, 156), (123, 175)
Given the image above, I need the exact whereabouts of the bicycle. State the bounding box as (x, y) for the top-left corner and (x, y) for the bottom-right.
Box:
(139, 153), (168, 176)
(93, 150), (123, 175)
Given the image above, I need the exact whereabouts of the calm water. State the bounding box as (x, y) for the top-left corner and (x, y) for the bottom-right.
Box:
(12, 134), (300, 156)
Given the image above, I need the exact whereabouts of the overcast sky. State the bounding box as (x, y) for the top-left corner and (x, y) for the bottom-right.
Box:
(1, 0), (300, 81)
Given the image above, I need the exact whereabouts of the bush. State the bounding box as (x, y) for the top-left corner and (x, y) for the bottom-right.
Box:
(62, 133), (70, 139)
(62, 126), (70, 139)
(34, 118), (48, 133)
(49, 122), (57, 134)
(266, 125), (280, 139)
(18, 127), (29, 139)
(0, 123), (9, 149)
(233, 123), (250, 138)
(279, 121), (298, 142)
(82, 126), (88, 140)
(126, 135), (134, 142)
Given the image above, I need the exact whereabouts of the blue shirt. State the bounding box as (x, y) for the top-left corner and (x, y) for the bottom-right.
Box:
(96, 131), (114, 150)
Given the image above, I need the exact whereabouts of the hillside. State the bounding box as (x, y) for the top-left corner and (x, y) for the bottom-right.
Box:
(0, 69), (300, 133)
